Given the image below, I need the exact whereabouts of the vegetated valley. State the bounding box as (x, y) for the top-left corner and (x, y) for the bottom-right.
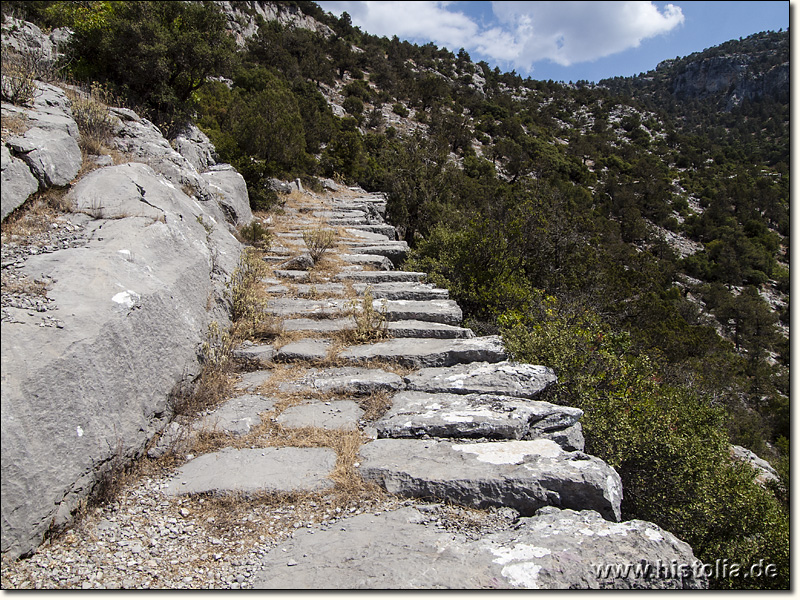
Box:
(3, 1), (789, 589)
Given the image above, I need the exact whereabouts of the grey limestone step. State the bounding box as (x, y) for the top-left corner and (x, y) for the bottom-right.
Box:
(375, 391), (583, 447)
(338, 336), (507, 368)
(162, 447), (336, 495)
(277, 367), (405, 396)
(335, 270), (426, 283)
(341, 253), (393, 270)
(403, 361), (557, 398)
(200, 394), (277, 436)
(276, 338), (332, 362)
(343, 228), (392, 243)
(281, 317), (474, 339)
(345, 224), (397, 239)
(250, 505), (705, 589)
(345, 243), (409, 264)
(276, 400), (365, 431)
(358, 438), (622, 521)
(352, 282), (449, 301)
(264, 298), (463, 326)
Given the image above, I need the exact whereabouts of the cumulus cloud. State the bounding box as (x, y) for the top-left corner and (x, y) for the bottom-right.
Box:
(490, 1), (685, 69)
(318, 1), (479, 51)
(318, 1), (685, 72)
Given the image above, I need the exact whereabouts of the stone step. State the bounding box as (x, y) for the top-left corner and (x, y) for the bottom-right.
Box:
(375, 391), (584, 448)
(341, 254), (393, 270)
(403, 361), (557, 398)
(250, 506), (705, 589)
(353, 282), (448, 301)
(264, 298), (463, 326)
(276, 338), (332, 362)
(277, 367), (405, 396)
(345, 224), (397, 239)
(162, 447), (336, 495)
(343, 228), (392, 243)
(276, 400), (364, 431)
(336, 270), (426, 283)
(281, 317), (474, 339)
(358, 438), (622, 521)
(345, 243), (409, 264)
(272, 270), (310, 282)
(338, 336), (507, 368)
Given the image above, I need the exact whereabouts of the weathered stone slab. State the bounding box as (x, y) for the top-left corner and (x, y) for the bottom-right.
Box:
(404, 361), (557, 399)
(730, 444), (780, 485)
(344, 228), (391, 242)
(294, 283), (347, 297)
(353, 282), (449, 301)
(387, 320), (475, 339)
(278, 367), (405, 395)
(234, 370), (273, 392)
(1, 144), (39, 221)
(346, 243), (409, 264)
(162, 447), (336, 495)
(251, 506), (705, 589)
(276, 339), (331, 362)
(359, 438), (622, 521)
(266, 298), (463, 326)
(338, 336), (507, 368)
(272, 270), (310, 281)
(281, 317), (474, 339)
(201, 394), (276, 436)
(345, 224), (397, 239)
(336, 271), (426, 283)
(379, 299), (462, 326)
(375, 392), (583, 443)
(276, 400), (364, 430)
(341, 254), (393, 270)
(281, 317), (356, 334)
(232, 341), (275, 367)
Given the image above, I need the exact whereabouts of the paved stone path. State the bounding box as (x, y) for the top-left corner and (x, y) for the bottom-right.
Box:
(1, 186), (704, 589)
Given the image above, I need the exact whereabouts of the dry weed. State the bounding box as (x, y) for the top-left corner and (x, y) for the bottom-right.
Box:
(0, 188), (73, 241)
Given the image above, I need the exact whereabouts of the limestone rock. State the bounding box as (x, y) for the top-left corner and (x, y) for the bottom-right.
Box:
(201, 394), (276, 436)
(251, 506), (704, 589)
(1, 130), (242, 559)
(276, 400), (364, 431)
(6, 126), (81, 187)
(338, 336), (507, 368)
(375, 391), (582, 443)
(1, 144), (39, 220)
(730, 445), (780, 485)
(278, 367), (405, 396)
(173, 124), (217, 172)
(359, 438), (622, 521)
(162, 447), (336, 495)
(404, 361), (557, 399)
(200, 164), (252, 227)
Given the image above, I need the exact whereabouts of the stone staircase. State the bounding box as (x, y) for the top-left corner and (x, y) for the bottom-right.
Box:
(154, 187), (705, 589)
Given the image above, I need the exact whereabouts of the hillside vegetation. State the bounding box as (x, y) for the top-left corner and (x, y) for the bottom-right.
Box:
(2, 1), (789, 589)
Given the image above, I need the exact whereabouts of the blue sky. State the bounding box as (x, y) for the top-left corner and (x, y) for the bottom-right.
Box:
(316, 1), (790, 82)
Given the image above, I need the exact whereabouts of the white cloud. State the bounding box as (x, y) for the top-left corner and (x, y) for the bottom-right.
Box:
(318, 1), (479, 51)
(317, 1), (684, 72)
(490, 1), (685, 69)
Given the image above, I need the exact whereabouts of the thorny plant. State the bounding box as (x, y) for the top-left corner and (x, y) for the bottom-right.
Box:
(343, 286), (389, 344)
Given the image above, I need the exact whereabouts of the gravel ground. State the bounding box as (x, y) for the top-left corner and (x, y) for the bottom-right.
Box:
(0, 469), (517, 589)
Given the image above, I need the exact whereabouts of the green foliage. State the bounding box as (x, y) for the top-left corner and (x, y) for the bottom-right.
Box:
(238, 220), (272, 249)
(57, 1), (236, 129)
(501, 303), (789, 589)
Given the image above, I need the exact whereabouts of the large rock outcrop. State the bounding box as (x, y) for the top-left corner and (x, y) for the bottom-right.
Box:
(1, 87), (251, 558)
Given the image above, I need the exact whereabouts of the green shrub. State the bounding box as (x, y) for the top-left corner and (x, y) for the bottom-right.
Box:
(302, 227), (337, 263)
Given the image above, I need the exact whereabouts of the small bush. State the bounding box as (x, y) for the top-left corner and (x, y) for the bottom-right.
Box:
(238, 220), (272, 248)
(1, 49), (39, 106)
(344, 287), (389, 344)
(302, 227), (337, 263)
(392, 102), (409, 118)
(227, 247), (271, 339)
(67, 83), (116, 154)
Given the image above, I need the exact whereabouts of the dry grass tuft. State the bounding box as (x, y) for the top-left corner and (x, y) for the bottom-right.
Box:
(357, 390), (394, 422)
(0, 187), (73, 241)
